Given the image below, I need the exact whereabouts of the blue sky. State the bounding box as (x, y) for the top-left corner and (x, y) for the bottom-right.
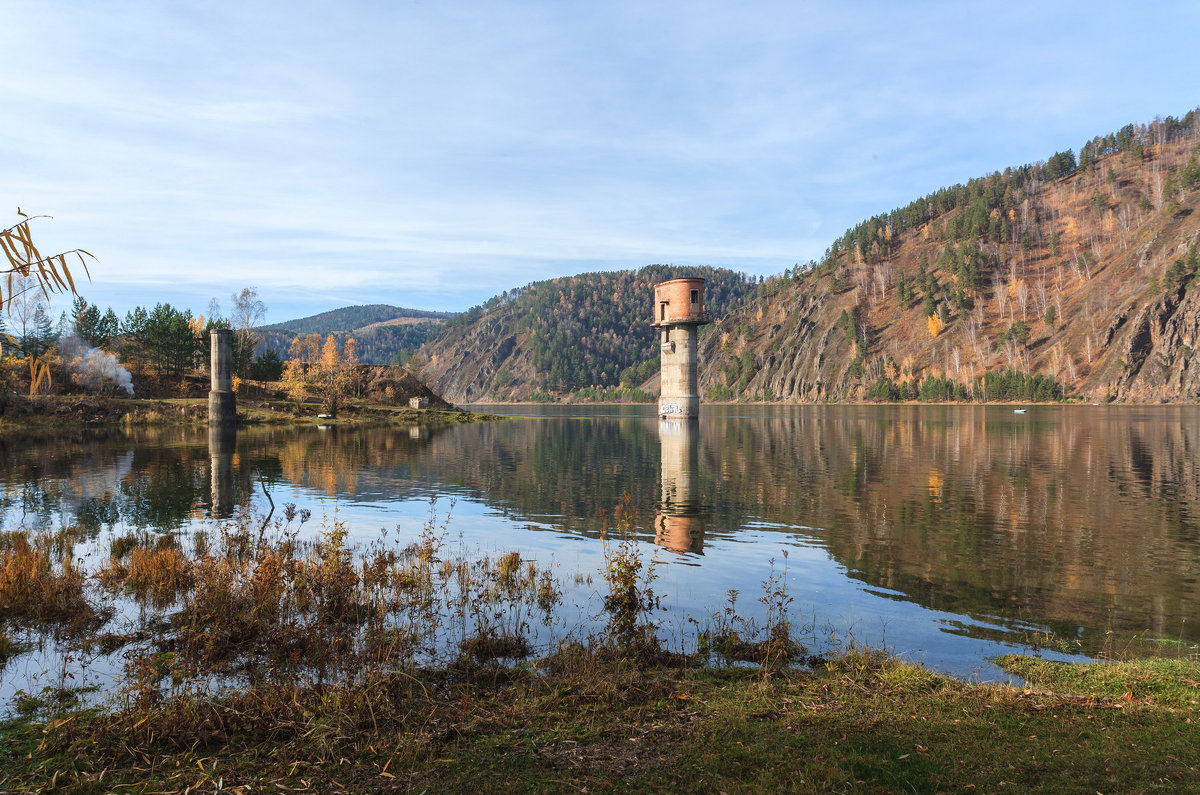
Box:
(5, 1), (1199, 323)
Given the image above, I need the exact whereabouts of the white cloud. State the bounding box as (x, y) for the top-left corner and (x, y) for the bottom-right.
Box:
(3, 0), (1199, 322)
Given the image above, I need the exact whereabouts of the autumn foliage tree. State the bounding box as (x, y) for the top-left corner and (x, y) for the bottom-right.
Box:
(282, 333), (359, 415)
(2, 209), (93, 396)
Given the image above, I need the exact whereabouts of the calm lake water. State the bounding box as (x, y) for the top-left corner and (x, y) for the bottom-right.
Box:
(3, 404), (1199, 695)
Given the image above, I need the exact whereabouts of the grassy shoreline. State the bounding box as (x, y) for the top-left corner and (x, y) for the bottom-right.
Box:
(2, 652), (1197, 792)
(0, 394), (499, 431)
(1, 511), (1198, 792)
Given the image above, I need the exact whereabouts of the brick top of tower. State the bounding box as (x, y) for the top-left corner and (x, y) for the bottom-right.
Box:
(652, 278), (709, 327)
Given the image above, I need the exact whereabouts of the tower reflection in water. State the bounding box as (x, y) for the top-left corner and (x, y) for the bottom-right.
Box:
(208, 424), (236, 519)
(654, 418), (705, 554)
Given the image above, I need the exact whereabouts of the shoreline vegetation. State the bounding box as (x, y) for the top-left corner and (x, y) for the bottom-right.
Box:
(1, 508), (1198, 791)
(4, 391), (1191, 434)
(12, 390), (1192, 434)
(0, 393), (499, 432)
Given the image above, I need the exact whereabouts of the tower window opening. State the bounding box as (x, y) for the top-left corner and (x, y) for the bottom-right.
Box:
(690, 289), (698, 304)
(660, 302), (668, 321)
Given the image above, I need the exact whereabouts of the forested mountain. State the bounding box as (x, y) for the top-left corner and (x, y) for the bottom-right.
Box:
(410, 266), (757, 402)
(258, 304), (453, 365)
(262, 304), (450, 336)
(279, 109), (1200, 404)
(696, 109), (1200, 403)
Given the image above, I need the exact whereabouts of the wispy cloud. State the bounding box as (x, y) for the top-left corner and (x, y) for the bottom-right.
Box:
(3, 0), (1198, 321)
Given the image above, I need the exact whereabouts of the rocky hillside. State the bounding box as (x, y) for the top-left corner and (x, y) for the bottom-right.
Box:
(410, 266), (756, 403)
(699, 110), (1200, 403)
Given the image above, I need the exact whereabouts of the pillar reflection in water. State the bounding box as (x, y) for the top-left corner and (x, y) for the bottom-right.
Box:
(208, 424), (237, 519)
(655, 418), (705, 554)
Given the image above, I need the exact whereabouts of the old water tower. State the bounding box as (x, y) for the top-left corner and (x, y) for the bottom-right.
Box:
(652, 277), (709, 418)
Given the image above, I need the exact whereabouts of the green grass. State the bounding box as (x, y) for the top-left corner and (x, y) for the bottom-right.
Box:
(2, 651), (1198, 792)
(996, 654), (1200, 709)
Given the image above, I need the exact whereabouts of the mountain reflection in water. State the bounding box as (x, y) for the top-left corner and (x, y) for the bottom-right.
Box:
(3, 404), (1199, 675)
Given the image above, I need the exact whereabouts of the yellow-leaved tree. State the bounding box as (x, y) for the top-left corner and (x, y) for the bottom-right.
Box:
(927, 314), (944, 338)
(281, 333), (322, 410)
(281, 333), (358, 416)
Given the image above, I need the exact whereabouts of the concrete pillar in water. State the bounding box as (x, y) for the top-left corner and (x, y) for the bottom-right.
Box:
(654, 417), (705, 554)
(652, 278), (709, 419)
(208, 328), (236, 425)
(208, 423), (236, 518)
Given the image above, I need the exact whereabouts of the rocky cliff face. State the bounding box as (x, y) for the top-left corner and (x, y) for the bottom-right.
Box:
(1109, 233), (1200, 401)
(414, 326), (541, 404)
(696, 137), (1200, 403)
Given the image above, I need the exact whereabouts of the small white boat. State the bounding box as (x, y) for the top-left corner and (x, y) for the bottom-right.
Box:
(1013, 409), (1027, 414)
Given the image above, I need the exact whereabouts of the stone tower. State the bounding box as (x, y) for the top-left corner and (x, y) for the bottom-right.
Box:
(208, 328), (237, 425)
(652, 277), (709, 418)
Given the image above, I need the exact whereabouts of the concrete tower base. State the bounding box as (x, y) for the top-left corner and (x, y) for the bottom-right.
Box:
(658, 395), (700, 418)
(208, 328), (237, 426)
(657, 318), (701, 418)
(208, 390), (237, 425)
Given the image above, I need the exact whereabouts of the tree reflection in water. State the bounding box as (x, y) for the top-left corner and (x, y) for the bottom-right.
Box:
(2, 405), (1200, 653)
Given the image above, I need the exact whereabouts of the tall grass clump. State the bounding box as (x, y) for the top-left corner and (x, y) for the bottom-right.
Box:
(459, 550), (561, 664)
(0, 530), (98, 634)
(100, 533), (193, 607)
(596, 496), (668, 660)
(698, 554), (814, 670)
(88, 503), (566, 703)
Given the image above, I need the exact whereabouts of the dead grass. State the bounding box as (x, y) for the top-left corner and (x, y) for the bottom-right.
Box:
(0, 531), (98, 634)
(2, 504), (1199, 791)
(81, 507), (567, 699)
(4, 645), (1198, 793)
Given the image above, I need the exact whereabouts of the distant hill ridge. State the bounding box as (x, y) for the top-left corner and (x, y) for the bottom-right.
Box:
(263, 304), (453, 335)
(259, 304), (455, 366)
(271, 107), (1200, 402)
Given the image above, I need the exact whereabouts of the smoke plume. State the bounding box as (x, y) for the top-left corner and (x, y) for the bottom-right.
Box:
(63, 336), (135, 396)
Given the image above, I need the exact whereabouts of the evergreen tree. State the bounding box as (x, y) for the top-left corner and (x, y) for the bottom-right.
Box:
(896, 271), (910, 305)
(143, 303), (200, 376)
(122, 307), (149, 338)
(73, 296), (116, 348)
(22, 304), (58, 360)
